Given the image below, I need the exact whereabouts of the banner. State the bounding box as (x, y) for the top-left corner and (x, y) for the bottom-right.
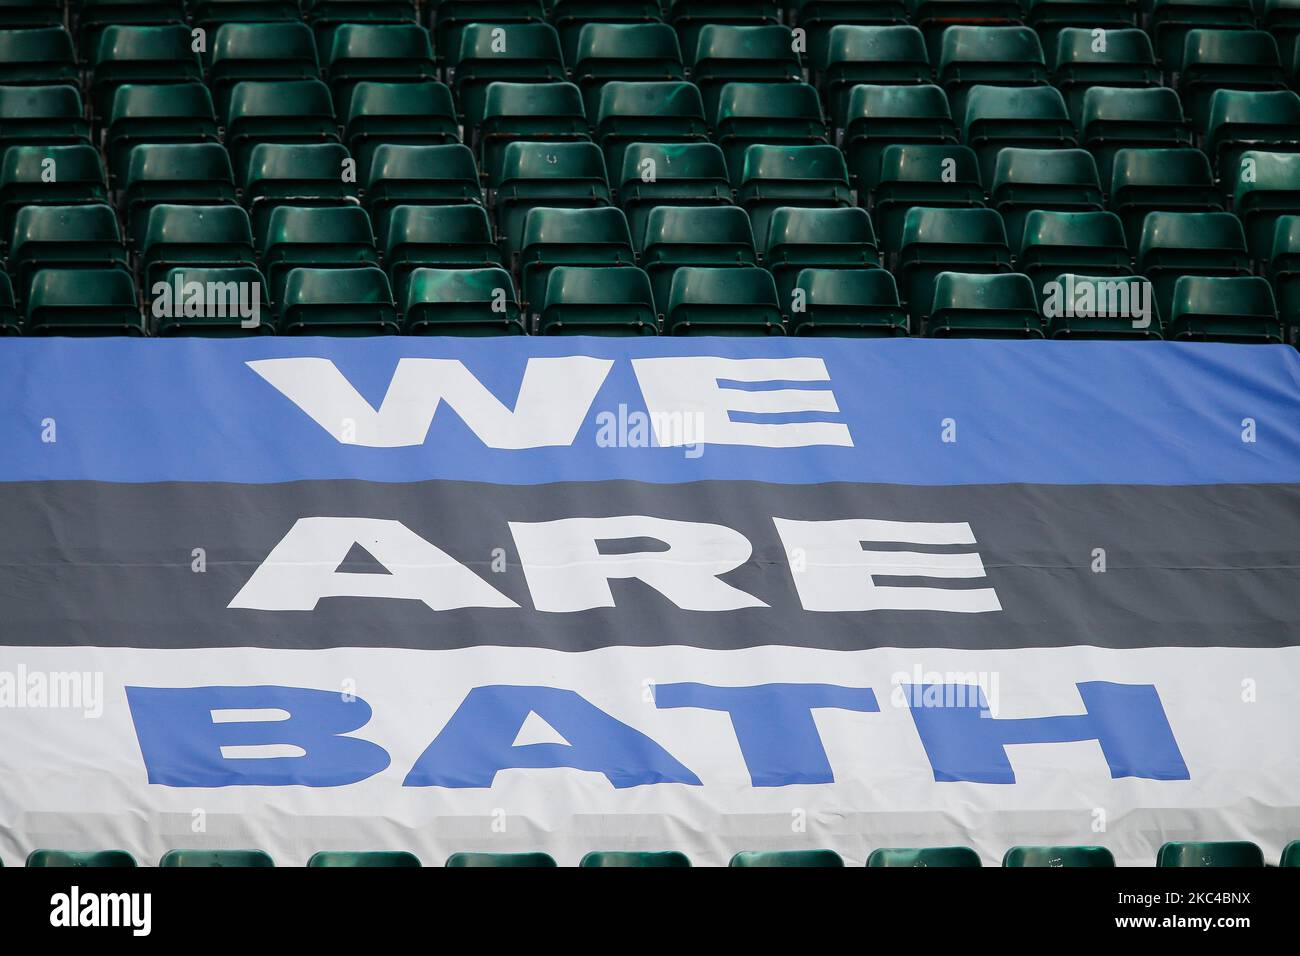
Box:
(1, 337), (1298, 866)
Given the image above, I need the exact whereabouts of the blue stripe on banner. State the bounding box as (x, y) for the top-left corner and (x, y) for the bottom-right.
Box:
(1, 337), (1298, 486)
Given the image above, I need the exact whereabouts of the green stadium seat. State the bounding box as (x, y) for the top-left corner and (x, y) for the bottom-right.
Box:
(432, 0), (546, 71)
(0, 0), (62, 27)
(736, 144), (852, 257)
(75, 0), (188, 59)
(867, 846), (983, 866)
(579, 851), (691, 867)
(0, 27), (77, 86)
(323, 23), (436, 113)
(1264, 0), (1300, 68)
(927, 271), (1044, 337)
(1051, 28), (1160, 128)
(989, 147), (1103, 248)
(789, 0), (909, 70)
(1043, 273), (1160, 338)
(908, 0), (1024, 59)
(402, 266), (525, 335)
(90, 25), (203, 118)
(0, 272), (19, 334)
(1156, 840), (1266, 866)
(540, 265), (658, 335)
(0, 145), (109, 242)
(938, 26), (1050, 122)
(791, 267), (909, 335)
(617, 142), (731, 253)
(1268, 214), (1300, 343)
(453, 22), (566, 130)
(1080, 86), (1191, 186)
(668, 1), (782, 66)
(844, 84), (958, 191)
(1150, 0), (1255, 71)
(24, 268), (145, 336)
(896, 205), (1013, 324)
(1003, 846), (1117, 867)
(728, 849), (843, 866)
(383, 204), (501, 292)
(365, 143), (482, 240)
(594, 81), (710, 185)
(207, 23), (320, 112)
(279, 265), (398, 335)
(496, 140), (610, 261)
(258, 204), (379, 302)
(667, 265), (785, 335)
(1017, 210), (1133, 298)
(224, 79), (339, 179)
(26, 850), (138, 867)
(1179, 30), (1288, 131)
(550, 0), (664, 66)
(872, 143), (983, 258)
(1030, 1), (1137, 69)
(191, 0), (304, 33)
(303, 0), (416, 32)
(122, 142), (237, 247)
(106, 83), (218, 179)
(1204, 89), (1300, 179)
(689, 24), (803, 121)
(571, 22), (685, 120)
(518, 205), (635, 313)
(819, 25), (931, 128)
(0, 85), (89, 157)
(150, 266), (273, 334)
(1230, 151), (1300, 261)
(478, 82), (589, 188)
(1167, 274), (1284, 342)
(307, 851), (421, 867)
(8, 204), (128, 301)
(640, 204), (758, 310)
(713, 82), (828, 187)
(1108, 147), (1222, 252)
(445, 852), (558, 867)
(962, 85), (1076, 188)
(1138, 210), (1251, 319)
(1281, 840), (1300, 866)
(159, 849), (274, 866)
(765, 206), (879, 307)
(242, 142), (358, 237)
(342, 81), (458, 183)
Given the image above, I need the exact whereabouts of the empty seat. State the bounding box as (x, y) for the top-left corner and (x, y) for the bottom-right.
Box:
(765, 206), (879, 307)
(403, 266), (524, 335)
(1234, 151), (1300, 262)
(0, 27), (77, 86)
(728, 850), (843, 867)
(1167, 274), (1284, 342)
(962, 85), (1076, 187)
(540, 265), (658, 335)
(122, 142), (237, 246)
(1150, 0), (1255, 71)
(844, 84), (958, 191)
(478, 82), (589, 188)
(224, 79), (339, 178)
(364, 143), (481, 241)
(1268, 214), (1300, 342)
(76, 0), (188, 59)
(0, 272), (18, 333)
(453, 22), (565, 130)
(939, 26), (1049, 121)
(927, 271), (1043, 337)
(617, 142), (731, 253)
(518, 205), (635, 314)
(26, 850), (138, 866)
(303, 0), (417, 31)
(383, 204), (501, 292)
(8, 204), (128, 300)
(0, 85), (89, 157)
(279, 265), (398, 335)
(689, 24), (802, 120)
(550, 0), (663, 66)
(819, 25), (931, 128)
(0, 145), (109, 242)
(433, 0), (547, 70)
(1179, 30), (1288, 131)
(791, 267), (909, 336)
(866, 846), (982, 866)
(640, 204), (758, 311)
(990, 147), (1103, 248)
(872, 143), (983, 257)
(666, 265), (784, 335)
(1138, 210), (1251, 318)
(1051, 28), (1160, 128)
(1264, 0), (1300, 69)
(1109, 148), (1223, 252)
(445, 852), (558, 867)
(1156, 840), (1266, 867)
(736, 144), (852, 257)
(496, 140), (610, 260)
(896, 206), (1013, 324)
(323, 23), (436, 112)
(158, 850), (274, 866)
(307, 851), (421, 867)
(594, 81), (710, 184)
(342, 81), (458, 184)
(1018, 210), (1132, 297)
(790, 0), (909, 69)
(191, 0), (304, 32)
(578, 851), (691, 867)
(668, 0), (782, 63)
(571, 22), (685, 119)
(1204, 89), (1300, 179)
(24, 268), (144, 336)
(258, 204), (379, 301)
(1079, 86), (1191, 186)
(242, 142), (357, 237)
(713, 83), (827, 186)
(90, 25), (203, 118)
(207, 23), (319, 111)
(1042, 273), (1160, 338)
(106, 83), (218, 179)
(1030, 0), (1136, 68)
(908, 0), (1024, 58)
(139, 203), (256, 289)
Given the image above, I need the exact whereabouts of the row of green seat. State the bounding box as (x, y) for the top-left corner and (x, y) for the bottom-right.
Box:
(16, 840), (1300, 867)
